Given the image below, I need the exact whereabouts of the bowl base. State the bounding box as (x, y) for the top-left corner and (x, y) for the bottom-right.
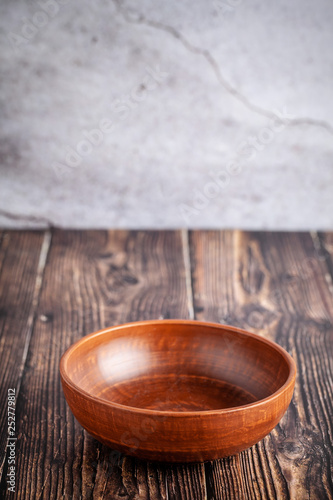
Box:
(101, 374), (258, 411)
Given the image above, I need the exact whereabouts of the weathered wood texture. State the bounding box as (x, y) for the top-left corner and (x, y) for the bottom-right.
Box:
(0, 230), (332, 499)
(0, 231), (45, 477)
(190, 231), (333, 500)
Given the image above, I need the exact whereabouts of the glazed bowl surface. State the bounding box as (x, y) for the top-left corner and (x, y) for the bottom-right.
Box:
(60, 320), (296, 462)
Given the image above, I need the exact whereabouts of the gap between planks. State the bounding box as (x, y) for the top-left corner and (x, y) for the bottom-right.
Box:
(181, 229), (209, 500)
(15, 230), (52, 395)
(181, 229), (195, 320)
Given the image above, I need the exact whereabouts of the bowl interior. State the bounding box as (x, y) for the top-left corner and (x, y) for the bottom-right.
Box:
(64, 322), (291, 412)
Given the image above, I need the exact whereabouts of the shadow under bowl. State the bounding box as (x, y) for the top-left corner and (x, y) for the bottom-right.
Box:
(60, 320), (296, 462)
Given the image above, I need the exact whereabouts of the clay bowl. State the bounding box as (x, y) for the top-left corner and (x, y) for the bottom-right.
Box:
(60, 320), (296, 462)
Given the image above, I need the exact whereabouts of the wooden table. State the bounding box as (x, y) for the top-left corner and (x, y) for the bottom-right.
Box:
(0, 230), (332, 500)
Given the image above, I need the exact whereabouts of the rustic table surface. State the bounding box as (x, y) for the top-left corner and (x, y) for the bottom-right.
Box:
(0, 230), (332, 500)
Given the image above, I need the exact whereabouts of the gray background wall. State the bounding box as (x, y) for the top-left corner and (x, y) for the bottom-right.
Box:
(0, 0), (332, 229)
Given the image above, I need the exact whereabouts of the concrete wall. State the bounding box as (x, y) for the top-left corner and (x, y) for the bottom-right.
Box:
(0, 0), (332, 229)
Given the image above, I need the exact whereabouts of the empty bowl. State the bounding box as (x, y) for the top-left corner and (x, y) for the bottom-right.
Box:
(60, 320), (296, 462)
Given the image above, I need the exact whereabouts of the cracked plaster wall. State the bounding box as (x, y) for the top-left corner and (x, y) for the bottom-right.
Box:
(0, 0), (332, 229)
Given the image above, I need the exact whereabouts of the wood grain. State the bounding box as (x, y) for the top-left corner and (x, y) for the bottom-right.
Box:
(0, 231), (45, 479)
(189, 230), (333, 500)
(0, 229), (332, 499)
(318, 232), (333, 300)
(3, 230), (207, 499)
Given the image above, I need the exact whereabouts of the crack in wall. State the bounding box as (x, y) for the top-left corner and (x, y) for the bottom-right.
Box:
(0, 209), (52, 227)
(113, 0), (333, 136)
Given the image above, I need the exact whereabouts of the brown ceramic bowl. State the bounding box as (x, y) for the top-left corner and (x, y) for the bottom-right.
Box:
(60, 320), (296, 462)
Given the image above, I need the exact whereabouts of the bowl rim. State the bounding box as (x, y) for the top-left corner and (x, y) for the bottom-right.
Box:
(60, 319), (297, 417)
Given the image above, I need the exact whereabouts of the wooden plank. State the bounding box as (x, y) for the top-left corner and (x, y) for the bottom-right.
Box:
(190, 230), (333, 500)
(191, 231), (333, 325)
(0, 230), (46, 480)
(318, 232), (333, 297)
(317, 232), (333, 256)
(253, 231), (333, 500)
(251, 231), (333, 323)
(9, 230), (207, 499)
